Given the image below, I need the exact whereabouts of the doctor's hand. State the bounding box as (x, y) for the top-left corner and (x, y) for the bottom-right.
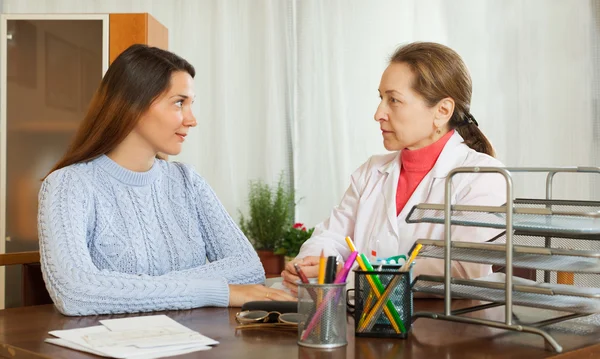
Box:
(281, 256), (321, 295)
(282, 256), (343, 295)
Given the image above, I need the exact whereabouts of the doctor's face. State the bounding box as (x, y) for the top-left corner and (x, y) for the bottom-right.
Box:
(374, 62), (439, 151)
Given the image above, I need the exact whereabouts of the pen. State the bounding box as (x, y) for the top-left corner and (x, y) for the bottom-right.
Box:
(361, 263), (383, 323)
(333, 251), (358, 284)
(359, 244), (423, 332)
(294, 263), (317, 302)
(345, 236), (357, 252)
(345, 237), (404, 333)
(294, 263), (310, 283)
(316, 250), (326, 338)
(357, 255), (377, 324)
(324, 256), (337, 284)
(317, 250), (326, 285)
(400, 244), (422, 272)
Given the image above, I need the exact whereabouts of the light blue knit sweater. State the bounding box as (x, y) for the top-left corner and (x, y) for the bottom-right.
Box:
(38, 155), (265, 316)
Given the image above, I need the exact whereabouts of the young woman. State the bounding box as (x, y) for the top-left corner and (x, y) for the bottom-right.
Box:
(38, 44), (294, 315)
(282, 42), (506, 293)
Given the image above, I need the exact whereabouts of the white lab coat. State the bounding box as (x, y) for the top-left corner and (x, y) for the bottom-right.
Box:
(297, 131), (506, 279)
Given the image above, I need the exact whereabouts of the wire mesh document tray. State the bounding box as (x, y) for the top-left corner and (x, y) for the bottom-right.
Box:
(412, 275), (600, 314)
(410, 166), (600, 353)
(406, 198), (600, 236)
(416, 238), (600, 273)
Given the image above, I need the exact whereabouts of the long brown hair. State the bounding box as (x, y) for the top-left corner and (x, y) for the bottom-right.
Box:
(45, 44), (195, 177)
(390, 42), (495, 157)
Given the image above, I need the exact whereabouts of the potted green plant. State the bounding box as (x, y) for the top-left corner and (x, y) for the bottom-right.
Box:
(276, 223), (315, 264)
(239, 175), (294, 276)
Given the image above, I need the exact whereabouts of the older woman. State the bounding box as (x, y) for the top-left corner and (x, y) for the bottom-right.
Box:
(282, 42), (506, 293)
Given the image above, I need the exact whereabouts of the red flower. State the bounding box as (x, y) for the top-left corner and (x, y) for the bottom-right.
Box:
(293, 222), (307, 231)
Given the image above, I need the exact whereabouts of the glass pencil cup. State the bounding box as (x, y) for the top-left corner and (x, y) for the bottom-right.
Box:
(354, 266), (413, 338)
(297, 282), (347, 348)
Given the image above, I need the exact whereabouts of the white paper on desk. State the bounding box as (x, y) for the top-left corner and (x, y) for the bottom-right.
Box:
(48, 316), (217, 359)
(83, 327), (208, 348)
(49, 326), (209, 358)
(46, 337), (107, 356)
(45, 338), (211, 359)
(100, 315), (192, 332)
(98, 315), (219, 348)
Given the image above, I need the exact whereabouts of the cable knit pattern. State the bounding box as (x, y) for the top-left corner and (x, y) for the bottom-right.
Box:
(38, 155), (265, 316)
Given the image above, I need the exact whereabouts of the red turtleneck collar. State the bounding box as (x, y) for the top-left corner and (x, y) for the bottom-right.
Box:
(396, 130), (454, 215)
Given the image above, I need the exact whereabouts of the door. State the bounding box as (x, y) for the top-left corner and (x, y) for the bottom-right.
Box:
(0, 14), (109, 308)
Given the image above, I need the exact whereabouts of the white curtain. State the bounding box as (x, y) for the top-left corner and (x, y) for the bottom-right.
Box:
(175, 0), (294, 216)
(3, 0), (597, 226)
(293, 0), (597, 227)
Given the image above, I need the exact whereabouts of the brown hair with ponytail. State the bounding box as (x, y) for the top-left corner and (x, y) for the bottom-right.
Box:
(390, 42), (495, 157)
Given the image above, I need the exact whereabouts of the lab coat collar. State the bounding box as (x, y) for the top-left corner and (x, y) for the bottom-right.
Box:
(377, 131), (469, 238)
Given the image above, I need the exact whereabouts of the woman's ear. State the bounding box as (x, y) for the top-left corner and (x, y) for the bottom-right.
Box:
(433, 97), (455, 129)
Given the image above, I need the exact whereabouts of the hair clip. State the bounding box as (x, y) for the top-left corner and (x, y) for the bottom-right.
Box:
(464, 112), (479, 127)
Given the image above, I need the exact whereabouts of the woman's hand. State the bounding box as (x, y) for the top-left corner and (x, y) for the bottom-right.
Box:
(228, 284), (296, 307)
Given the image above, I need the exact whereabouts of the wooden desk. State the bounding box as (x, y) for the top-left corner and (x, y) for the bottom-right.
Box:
(1, 300), (600, 358)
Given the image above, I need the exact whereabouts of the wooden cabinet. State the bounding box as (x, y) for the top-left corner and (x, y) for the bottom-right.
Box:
(0, 13), (168, 309)
(109, 13), (168, 64)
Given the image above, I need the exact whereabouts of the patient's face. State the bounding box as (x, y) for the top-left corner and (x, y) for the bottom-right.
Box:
(374, 62), (438, 151)
(133, 71), (197, 156)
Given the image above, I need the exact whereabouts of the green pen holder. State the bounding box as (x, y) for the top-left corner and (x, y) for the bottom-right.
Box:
(353, 266), (413, 338)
